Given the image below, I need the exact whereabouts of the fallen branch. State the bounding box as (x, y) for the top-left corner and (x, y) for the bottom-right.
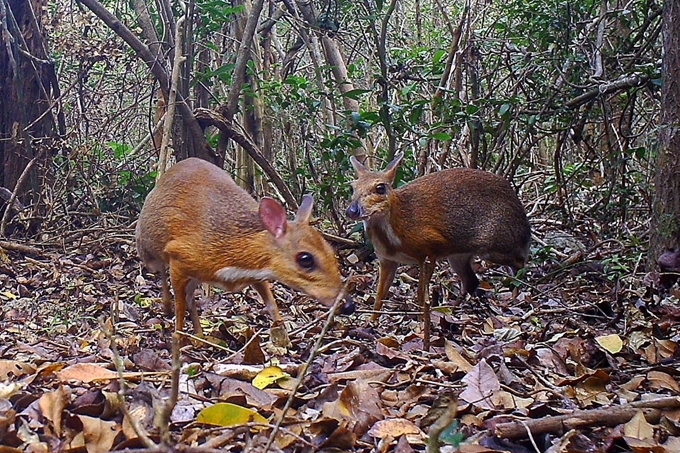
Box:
(493, 396), (680, 439)
(0, 240), (43, 256)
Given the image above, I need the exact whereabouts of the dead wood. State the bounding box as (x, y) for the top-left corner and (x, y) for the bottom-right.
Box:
(493, 396), (680, 439)
(0, 240), (43, 256)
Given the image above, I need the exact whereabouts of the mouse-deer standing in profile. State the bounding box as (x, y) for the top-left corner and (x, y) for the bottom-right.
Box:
(136, 157), (355, 337)
(346, 153), (530, 347)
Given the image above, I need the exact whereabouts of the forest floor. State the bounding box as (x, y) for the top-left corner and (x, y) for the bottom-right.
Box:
(1, 217), (680, 453)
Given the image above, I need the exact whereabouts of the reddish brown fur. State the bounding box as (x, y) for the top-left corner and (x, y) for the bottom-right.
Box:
(347, 153), (531, 338)
(136, 158), (344, 335)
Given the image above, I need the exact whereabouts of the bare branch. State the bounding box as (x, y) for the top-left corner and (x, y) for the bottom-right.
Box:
(221, 0), (266, 120)
(157, 16), (186, 178)
(564, 74), (651, 109)
(77, 0), (216, 161)
(194, 108), (298, 209)
(0, 150), (44, 237)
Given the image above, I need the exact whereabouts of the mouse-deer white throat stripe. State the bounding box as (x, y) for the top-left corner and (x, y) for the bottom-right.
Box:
(366, 219), (402, 248)
(383, 222), (402, 248)
(215, 267), (275, 283)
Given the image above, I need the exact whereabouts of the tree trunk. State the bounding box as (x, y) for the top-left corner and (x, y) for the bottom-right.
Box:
(0, 0), (57, 235)
(649, 1), (680, 269)
(293, 0), (366, 161)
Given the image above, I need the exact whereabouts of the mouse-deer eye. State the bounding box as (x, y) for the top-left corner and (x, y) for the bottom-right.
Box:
(296, 252), (316, 271)
(375, 183), (387, 195)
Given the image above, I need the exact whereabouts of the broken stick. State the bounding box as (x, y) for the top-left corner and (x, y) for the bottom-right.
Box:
(494, 396), (680, 439)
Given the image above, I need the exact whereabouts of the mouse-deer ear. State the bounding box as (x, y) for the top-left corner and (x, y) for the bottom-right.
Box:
(350, 155), (369, 175)
(294, 194), (314, 224)
(383, 153), (404, 183)
(259, 197), (287, 238)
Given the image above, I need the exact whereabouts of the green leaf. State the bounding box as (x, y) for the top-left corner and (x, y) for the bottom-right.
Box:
(108, 141), (130, 160)
(342, 89), (372, 100)
(498, 103), (512, 117)
(438, 420), (464, 446)
(430, 132), (452, 141)
(360, 111), (381, 122)
(211, 63), (235, 82)
(432, 49), (447, 66)
(197, 403), (268, 427)
(465, 104), (480, 115)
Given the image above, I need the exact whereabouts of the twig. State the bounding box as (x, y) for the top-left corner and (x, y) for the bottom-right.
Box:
(175, 330), (237, 355)
(119, 114), (164, 168)
(494, 396), (680, 439)
(157, 16), (186, 179)
(0, 240), (42, 256)
(104, 317), (159, 449)
(426, 400), (458, 453)
(0, 187), (24, 213)
(415, 378), (463, 389)
(355, 309), (424, 317)
(0, 150), (43, 237)
(523, 421), (541, 453)
(219, 328), (265, 363)
(201, 422), (314, 449)
(261, 290), (347, 452)
(321, 231), (362, 248)
(156, 331), (182, 447)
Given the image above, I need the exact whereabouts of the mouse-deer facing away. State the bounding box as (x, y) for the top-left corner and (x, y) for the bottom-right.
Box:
(136, 157), (354, 336)
(346, 153), (530, 345)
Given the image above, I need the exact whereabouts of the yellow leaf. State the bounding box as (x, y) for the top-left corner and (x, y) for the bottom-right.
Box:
(252, 366), (289, 390)
(367, 418), (423, 439)
(596, 334), (623, 354)
(0, 247), (9, 263)
(0, 291), (18, 300)
(77, 415), (121, 453)
(0, 360), (36, 380)
(197, 403), (268, 427)
(623, 410), (654, 440)
(39, 386), (69, 436)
